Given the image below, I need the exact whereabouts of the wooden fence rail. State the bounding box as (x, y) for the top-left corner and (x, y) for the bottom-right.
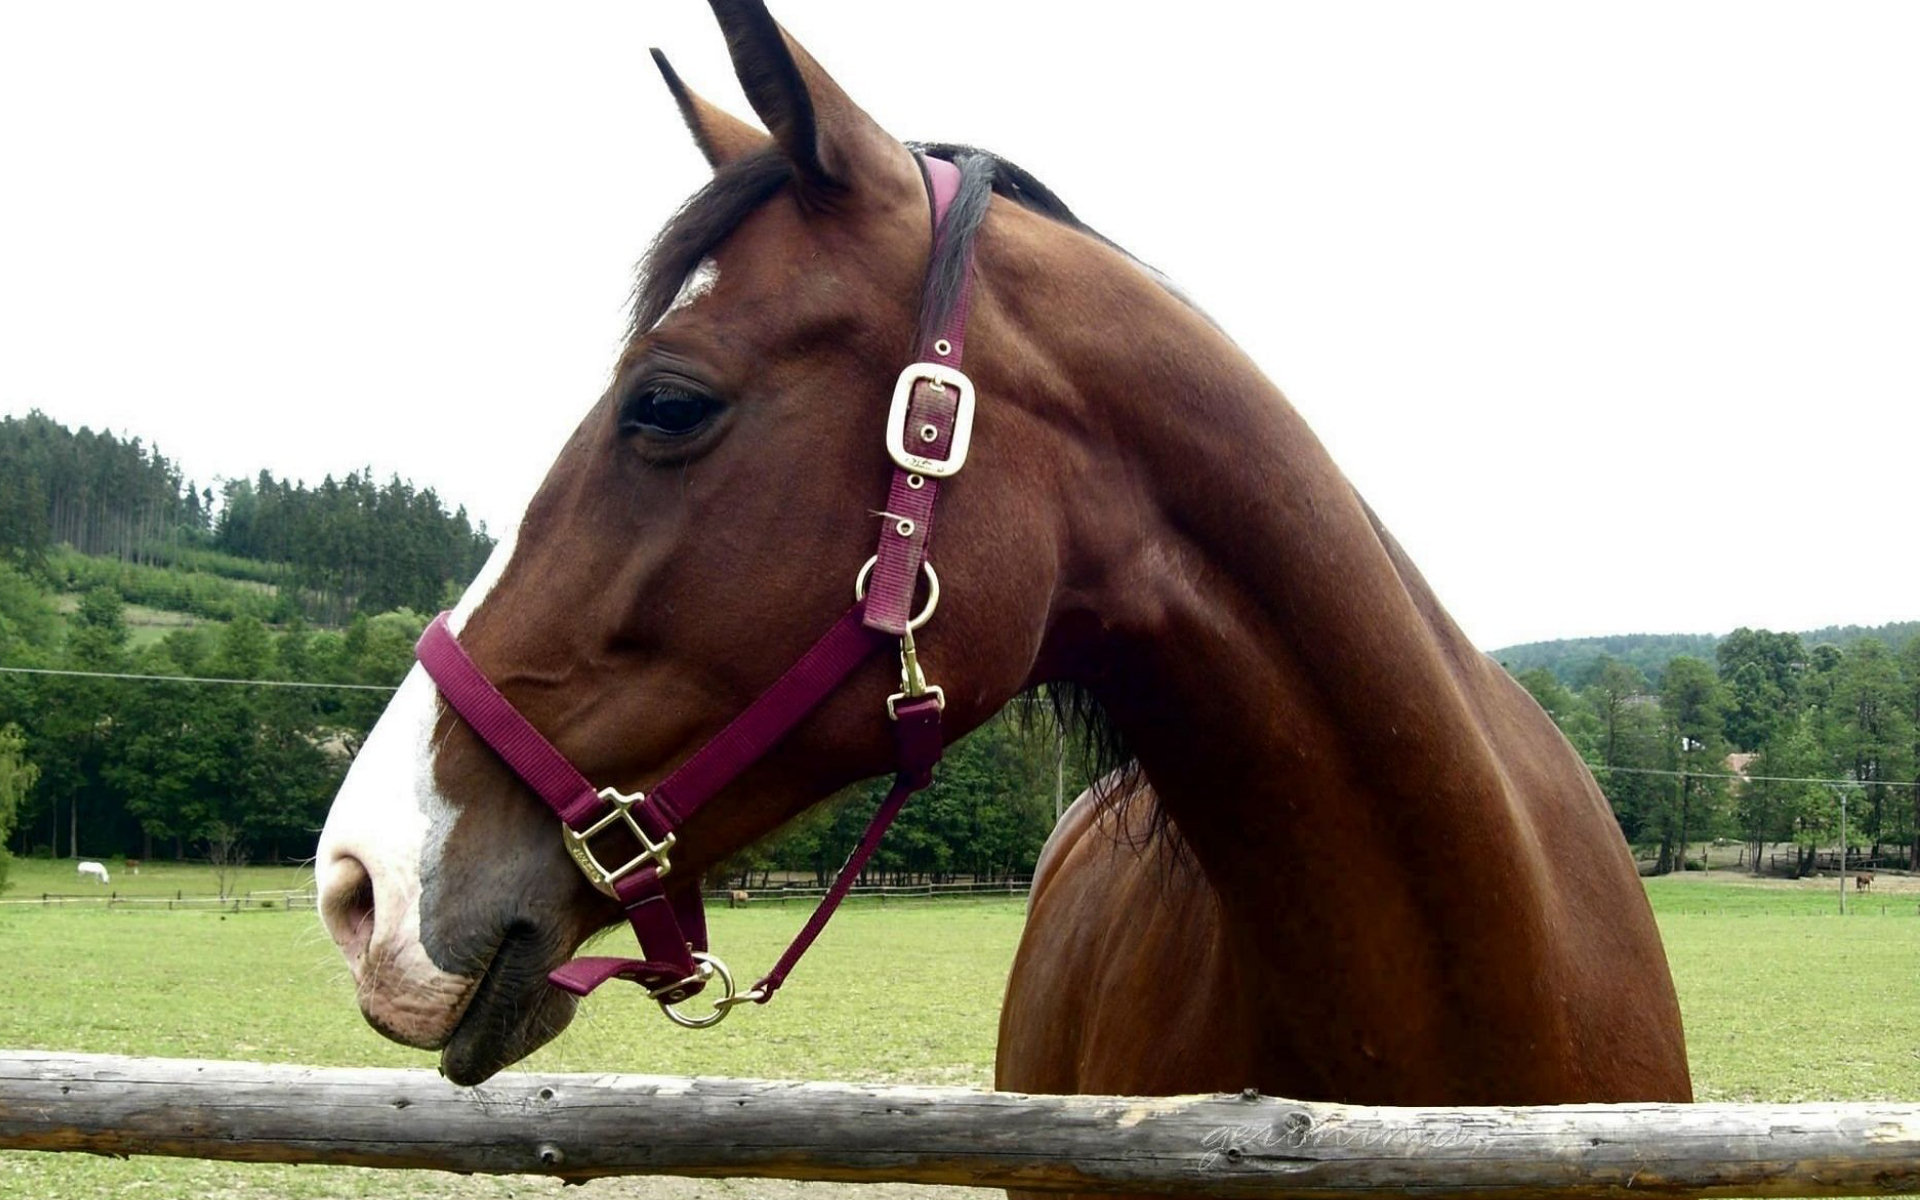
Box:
(5, 1052), (1920, 1198)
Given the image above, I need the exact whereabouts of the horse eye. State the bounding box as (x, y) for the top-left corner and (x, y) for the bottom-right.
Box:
(620, 386), (720, 439)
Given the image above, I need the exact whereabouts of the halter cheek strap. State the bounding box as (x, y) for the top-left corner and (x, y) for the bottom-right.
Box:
(415, 155), (976, 1026)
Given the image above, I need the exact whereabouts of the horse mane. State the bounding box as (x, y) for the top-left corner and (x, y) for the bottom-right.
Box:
(1026, 681), (1147, 837)
(632, 140), (1150, 832)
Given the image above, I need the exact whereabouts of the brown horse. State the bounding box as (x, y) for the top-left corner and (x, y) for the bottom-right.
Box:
(315, 0), (1690, 1151)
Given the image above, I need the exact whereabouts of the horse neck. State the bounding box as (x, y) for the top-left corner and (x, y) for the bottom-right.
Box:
(985, 212), (1552, 907)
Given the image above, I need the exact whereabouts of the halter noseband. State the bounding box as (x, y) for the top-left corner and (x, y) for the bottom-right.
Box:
(414, 154), (977, 1028)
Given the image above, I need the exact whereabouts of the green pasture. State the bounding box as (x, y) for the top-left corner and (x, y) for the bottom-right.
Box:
(3, 876), (1919, 1199)
(1642, 869), (1920, 919)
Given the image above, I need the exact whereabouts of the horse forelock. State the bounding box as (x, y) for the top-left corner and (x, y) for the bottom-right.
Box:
(630, 148), (795, 338)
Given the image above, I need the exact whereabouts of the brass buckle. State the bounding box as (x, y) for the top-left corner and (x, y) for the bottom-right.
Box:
(885, 362), (975, 478)
(656, 952), (757, 1030)
(561, 787), (676, 898)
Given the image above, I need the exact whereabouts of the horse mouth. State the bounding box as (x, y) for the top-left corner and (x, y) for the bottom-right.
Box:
(438, 922), (580, 1086)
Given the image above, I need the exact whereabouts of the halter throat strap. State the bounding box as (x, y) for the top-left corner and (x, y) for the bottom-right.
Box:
(414, 154), (976, 1021)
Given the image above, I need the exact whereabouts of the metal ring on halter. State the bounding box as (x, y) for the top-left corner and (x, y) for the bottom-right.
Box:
(853, 557), (940, 631)
(655, 953), (738, 1030)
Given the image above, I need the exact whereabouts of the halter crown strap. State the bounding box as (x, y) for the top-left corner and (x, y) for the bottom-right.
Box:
(862, 156), (976, 636)
(414, 153), (970, 1019)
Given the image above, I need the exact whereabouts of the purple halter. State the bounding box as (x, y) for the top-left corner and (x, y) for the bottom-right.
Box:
(415, 155), (976, 1027)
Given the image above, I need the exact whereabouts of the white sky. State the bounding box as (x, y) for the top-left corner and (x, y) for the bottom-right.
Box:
(2, 3), (1914, 650)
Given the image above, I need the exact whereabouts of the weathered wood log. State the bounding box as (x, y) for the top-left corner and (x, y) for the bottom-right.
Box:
(5, 1051), (1920, 1197)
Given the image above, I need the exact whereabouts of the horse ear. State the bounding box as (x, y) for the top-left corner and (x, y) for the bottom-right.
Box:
(706, 0), (921, 201)
(650, 48), (768, 170)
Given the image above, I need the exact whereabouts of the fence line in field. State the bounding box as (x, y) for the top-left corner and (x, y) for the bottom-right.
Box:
(8, 1051), (1920, 1197)
(0, 888), (317, 911)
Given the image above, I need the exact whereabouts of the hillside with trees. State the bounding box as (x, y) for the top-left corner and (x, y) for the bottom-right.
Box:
(1493, 623), (1920, 687)
(1510, 626), (1920, 876)
(0, 411), (492, 621)
(0, 411), (500, 873)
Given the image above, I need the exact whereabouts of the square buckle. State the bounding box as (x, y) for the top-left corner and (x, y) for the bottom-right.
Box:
(885, 362), (976, 478)
(561, 787), (676, 898)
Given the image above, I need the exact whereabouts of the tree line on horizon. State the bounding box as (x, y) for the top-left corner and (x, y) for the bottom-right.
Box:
(0, 410), (494, 622)
(1508, 627), (1920, 875)
(1494, 622), (1920, 689)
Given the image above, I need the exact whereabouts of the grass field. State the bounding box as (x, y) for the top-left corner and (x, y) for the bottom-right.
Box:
(3, 870), (1918, 1198)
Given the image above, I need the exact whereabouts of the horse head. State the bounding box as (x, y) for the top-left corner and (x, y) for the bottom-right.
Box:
(315, 2), (1115, 1083)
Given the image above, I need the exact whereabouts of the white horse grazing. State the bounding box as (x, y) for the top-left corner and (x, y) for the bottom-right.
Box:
(77, 861), (110, 885)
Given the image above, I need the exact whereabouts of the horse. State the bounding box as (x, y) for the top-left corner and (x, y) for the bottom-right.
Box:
(1856, 871), (1874, 893)
(77, 861), (110, 885)
(314, 0), (1691, 1162)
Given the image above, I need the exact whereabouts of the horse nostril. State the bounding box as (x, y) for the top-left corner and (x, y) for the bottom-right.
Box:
(320, 854), (378, 970)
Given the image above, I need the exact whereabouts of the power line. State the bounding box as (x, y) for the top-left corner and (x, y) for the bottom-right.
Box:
(0, 665), (397, 693)
(1587, 762), (1918, 791)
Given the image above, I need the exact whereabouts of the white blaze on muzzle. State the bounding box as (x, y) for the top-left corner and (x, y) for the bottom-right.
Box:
(315, 523), (522, 1045)
(316, 664), (473, 1044)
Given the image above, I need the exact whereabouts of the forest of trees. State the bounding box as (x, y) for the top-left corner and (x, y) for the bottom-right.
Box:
(0, 412), (498, 873)
(0, 411), (203, 566)
(0, 582), (417, 864)
(213, 470), (493, 621)
(0, 411), (493, 621)
(1507, 627), (1920, 875)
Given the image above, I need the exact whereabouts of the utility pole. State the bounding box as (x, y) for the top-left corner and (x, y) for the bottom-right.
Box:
(1830, 783), (1851, 916)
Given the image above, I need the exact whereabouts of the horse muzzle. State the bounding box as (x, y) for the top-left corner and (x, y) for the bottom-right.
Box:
(318, 849), (480, 1050)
